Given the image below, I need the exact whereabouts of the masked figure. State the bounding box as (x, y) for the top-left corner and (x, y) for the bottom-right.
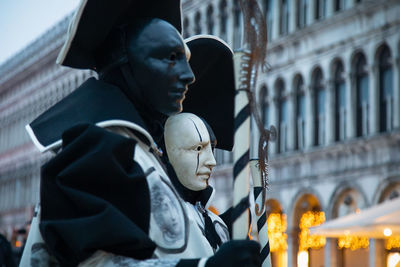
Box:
(165, 113), (229, 248)
(20, 1), (261, 266)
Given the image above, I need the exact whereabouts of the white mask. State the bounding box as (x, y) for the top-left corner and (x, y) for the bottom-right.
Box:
(165, 113), (217, 191)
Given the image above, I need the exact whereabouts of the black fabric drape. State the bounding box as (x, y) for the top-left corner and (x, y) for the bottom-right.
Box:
(40, 124), (155, 267)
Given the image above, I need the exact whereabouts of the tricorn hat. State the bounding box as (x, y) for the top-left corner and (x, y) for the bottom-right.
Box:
(57, 0), (182, 69)
(184, 35), (235, 151)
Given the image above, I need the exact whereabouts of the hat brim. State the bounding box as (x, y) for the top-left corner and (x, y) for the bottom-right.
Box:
(184, 35), (235, 151)
(57, 0), (182, 69)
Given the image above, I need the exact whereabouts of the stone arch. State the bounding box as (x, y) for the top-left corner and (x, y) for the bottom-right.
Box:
(258, 83), (269, 105)
(309, 65), (323, 86)
(287, 187), (324, 230)
(374, 42), (392, 63)
(274, 77), (286, 97)
(330, 57), (345, 77)
(292, 73), (304, 92)
(350, 49), (368, 71)
(266, 198), (284, 215)
(372, 176), (400, 204)
(326, 180), (369, 220)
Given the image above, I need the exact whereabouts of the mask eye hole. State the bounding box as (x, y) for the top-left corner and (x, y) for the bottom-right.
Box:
(196, 145), (202, 151)
(169, 52), (177, 61)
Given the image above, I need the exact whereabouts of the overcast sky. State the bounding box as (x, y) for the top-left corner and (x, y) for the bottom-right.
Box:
(0, 0), (80, 65)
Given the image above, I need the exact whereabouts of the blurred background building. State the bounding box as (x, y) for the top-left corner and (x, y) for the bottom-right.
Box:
(0, 0), (399, 266)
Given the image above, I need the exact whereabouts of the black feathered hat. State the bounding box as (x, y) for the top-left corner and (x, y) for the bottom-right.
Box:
(56, 0), (182, 69)
(184, 35), (235, 151)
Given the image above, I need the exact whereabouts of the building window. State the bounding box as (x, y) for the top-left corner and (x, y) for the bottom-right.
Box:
(334, 61), (346, 141)
(206, 5), (214, 35)
(265, 0), (273, 40)
(334, 0), (343, 11)
(276, 79), (288, 153)
(297, 0), (308, 29)
(355, 54), (369, 137)
(280, 0), (289, 35)
(260, 86), (270, 128)
(315, 0), (327, 20)
(219, 0), (228, 41)
(313, 68), (325, 146)
(378, 45), (394, 132)
(194, 12), (202, 34)
(295, 75), (306, 150)
(233, 0), (242, 49)
(183, 17), (190, 38)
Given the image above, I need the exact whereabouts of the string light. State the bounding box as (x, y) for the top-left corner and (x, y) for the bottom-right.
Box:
(267, 213), (288, 252)
(337, 235), (369, 250)
(298, 211), (326, 251)
(386, 236), (400, 250)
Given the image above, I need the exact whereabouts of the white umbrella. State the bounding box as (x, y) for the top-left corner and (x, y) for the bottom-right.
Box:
(309, 198), (400, 238)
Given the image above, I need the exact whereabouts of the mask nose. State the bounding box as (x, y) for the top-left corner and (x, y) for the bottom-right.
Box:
(179, 61), (195, 86)
(204, 149), (217, 170)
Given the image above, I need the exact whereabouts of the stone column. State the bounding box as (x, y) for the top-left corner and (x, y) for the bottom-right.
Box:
(369, 64), (379, 135)
(226, 0), (234, 46)
(326, 79), (335, 144)
(287, 92), (296, 151)
(347, 72), (356, 138)
(289, 0), (297, 34)
(324, 238), (331, 267)
(326, 0), (334, 17)
(347, 0), (356, 9)
(272, 0), (280, 40)
(305, 85), (315, 148)
(394, 56), (400, 129)
(308, 0), (316, 25)
(370, 239), (385, 267)
(369, 238), (375, 267)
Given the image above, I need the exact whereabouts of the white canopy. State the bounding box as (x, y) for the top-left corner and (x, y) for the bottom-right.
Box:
(309, 198), (400, 238)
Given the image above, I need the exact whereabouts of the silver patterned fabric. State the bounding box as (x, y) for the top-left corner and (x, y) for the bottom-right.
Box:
(79, 251), (180, 267)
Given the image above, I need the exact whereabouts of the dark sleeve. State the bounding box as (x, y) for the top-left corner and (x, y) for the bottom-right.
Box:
(39, 124), (156, 267)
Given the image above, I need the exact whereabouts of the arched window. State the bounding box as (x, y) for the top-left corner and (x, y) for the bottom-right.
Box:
(294, 75), (306, 150)
(297, 0), (308, 29)
(355, 54), (369, 137)
(334, 61), (346, 141)
(315, 0), (327, 20)
(378, 45), (393, 132)
(276, 79), (288, 153)
(183, 17), (190, 38)
(206, 5), (214, 35)
(313, 68), (325, 146)
(219, 0), (228, 41)
(194, 12), (202, 35)
(279, 0), (289, 35)
(265, 0), (273, 40)
(233, 0), (242, 49)
(260, 86), (270, 128)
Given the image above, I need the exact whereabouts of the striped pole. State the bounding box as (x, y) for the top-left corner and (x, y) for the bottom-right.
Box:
(250, 160), (272, 267)
(232, 51), (251, 240)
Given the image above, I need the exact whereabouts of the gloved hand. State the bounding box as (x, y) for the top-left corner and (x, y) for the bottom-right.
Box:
(205, 240), (261, 267)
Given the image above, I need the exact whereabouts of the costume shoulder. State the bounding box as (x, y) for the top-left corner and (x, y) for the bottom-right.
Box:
(40, 124), (155, 267)
(27, 78), (148, 152)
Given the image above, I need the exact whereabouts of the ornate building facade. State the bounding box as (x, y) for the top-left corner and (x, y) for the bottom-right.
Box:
(0, 0), (399, 266)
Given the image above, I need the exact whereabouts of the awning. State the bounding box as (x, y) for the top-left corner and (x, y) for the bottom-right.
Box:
(309, 198), (400, 238)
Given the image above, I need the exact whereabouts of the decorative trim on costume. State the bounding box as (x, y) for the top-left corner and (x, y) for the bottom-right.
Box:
(197, 258), (208, 267)
(26, 119), (156, 153)
(56, 0), (88, 65)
